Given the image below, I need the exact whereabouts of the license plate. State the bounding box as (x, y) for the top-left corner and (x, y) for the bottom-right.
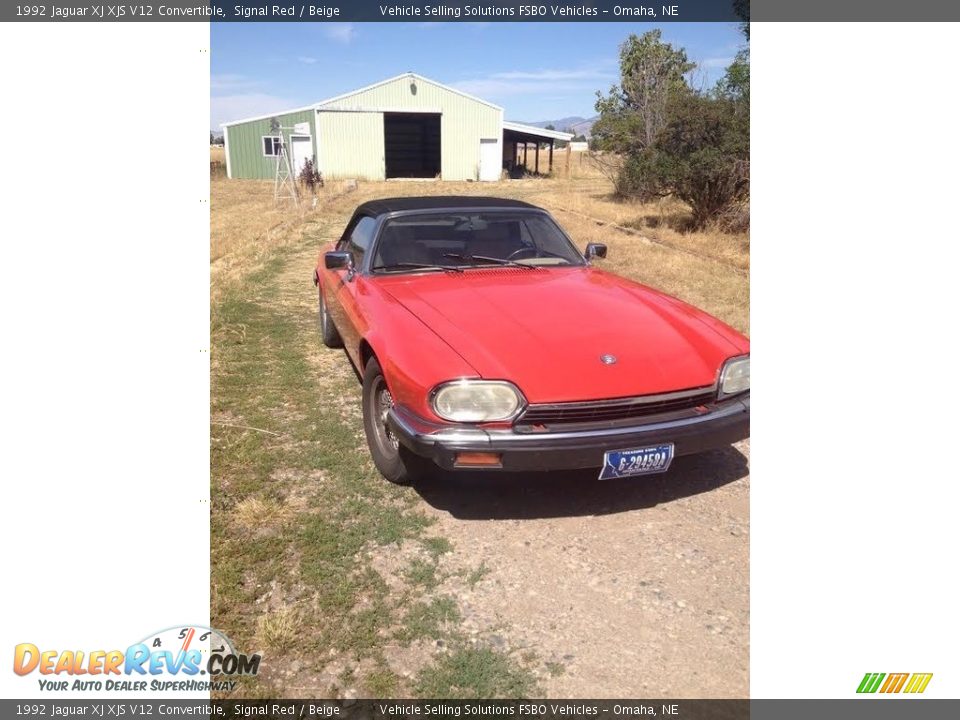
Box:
(599, 443), (674, 480)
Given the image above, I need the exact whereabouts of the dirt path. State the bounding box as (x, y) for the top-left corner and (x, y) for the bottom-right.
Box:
(257, 228), (749, 698)
(417, 447), (750, 697)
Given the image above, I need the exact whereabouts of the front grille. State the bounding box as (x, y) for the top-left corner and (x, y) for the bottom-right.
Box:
(517, 387), (717, 428)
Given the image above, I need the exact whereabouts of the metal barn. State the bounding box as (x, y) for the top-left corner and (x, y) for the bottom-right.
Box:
(221, 72), (571, 183)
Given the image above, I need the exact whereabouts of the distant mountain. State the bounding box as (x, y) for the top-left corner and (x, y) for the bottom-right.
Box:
(517, 116), (598, 138)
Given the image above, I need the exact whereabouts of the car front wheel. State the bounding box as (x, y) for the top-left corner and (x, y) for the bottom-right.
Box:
(362, 358), (430, 485)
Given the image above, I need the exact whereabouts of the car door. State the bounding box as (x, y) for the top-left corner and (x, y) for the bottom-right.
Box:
(325, 214), (377, 366)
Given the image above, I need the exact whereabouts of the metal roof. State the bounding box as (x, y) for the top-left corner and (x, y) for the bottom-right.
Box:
(221, 72), (503, 128)
(503, 121), (575, 141)
(316, 72), (503, 111)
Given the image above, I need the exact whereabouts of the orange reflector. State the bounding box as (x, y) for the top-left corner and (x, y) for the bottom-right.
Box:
(454, 452), (502, 467)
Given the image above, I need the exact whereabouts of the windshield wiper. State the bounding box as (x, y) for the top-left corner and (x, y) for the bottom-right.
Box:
(371, 262), (463, 274)
(442, 253), (537, 270)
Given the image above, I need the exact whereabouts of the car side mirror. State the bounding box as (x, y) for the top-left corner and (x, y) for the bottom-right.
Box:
(585, 243), (608, 260)
(325, 251), (354, 273)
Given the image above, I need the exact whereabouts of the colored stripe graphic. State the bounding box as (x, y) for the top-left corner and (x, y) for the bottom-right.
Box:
(857, 672), (933, 694)
(857, 673), (885, 693)
(880, 673), (909, 693)
(903, 673), (933, 694)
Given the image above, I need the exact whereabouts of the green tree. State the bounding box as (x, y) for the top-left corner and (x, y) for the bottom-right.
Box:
(592, 30), (695, 156)
(591, 26), (750, 227)
(591, 30), (696, 198)
(718, 49), (749, 104)
(717, 20), (749, 106)
(635, 94), (749, 228)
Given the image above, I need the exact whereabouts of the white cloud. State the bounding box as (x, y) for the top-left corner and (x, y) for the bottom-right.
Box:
(487, 69), (614, 82)
(323, 23), (356, 44)
(210, 73), (259, 92)
(701, 56), (735, 69)
(210, 93), (299, 130)
(298, 56), (318, 65)
(451, 66), (616, 102)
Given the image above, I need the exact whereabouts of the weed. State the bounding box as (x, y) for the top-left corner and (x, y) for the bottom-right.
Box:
(255, 607), (300, 652)
(415, 647), (539, 699)
(421, 536), (454, 560)
(466, 562), (491, 589)
(545, 661), (565, 677)
(405, 558), (440, 589)
(396, 597), (460, 644)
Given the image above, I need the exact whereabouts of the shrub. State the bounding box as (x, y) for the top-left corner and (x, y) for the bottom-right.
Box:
(298, 157), (323, 193)
(633, 94), (749, 228)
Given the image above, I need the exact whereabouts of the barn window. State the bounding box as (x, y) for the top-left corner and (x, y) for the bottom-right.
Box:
(261, 136), (281, 157)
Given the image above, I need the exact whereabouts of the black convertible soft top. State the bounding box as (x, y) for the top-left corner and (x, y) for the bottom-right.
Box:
(354, 196), (539, 217)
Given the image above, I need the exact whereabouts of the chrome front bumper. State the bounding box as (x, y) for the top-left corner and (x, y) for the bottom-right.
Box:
(387, 395), (749, 472)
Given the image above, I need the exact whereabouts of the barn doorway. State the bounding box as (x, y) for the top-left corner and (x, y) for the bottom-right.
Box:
(384, 112), (441, 179)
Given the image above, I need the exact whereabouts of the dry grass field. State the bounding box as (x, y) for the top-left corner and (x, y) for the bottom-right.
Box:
(211, 157), (748, 332)
(211, 179), (358, 299)
(210, 168), (750, 698)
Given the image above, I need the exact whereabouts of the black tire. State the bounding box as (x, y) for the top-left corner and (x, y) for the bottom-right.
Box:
(319, 287), (343, 348)
(362, 358), (431, 485)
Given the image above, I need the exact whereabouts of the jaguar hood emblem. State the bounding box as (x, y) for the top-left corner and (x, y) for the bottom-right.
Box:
(600, 354), (617, 365)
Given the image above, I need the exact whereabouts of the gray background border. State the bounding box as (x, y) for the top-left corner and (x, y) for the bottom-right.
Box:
(5, 0), (960, 22)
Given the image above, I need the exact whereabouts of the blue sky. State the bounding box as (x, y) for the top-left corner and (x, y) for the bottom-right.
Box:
(211, 22), (744, 131)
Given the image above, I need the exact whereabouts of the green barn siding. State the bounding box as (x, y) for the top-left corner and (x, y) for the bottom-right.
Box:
(225, 109), (315, 180)
(317, 111), (385, 180)
(318, 76), (502, 181)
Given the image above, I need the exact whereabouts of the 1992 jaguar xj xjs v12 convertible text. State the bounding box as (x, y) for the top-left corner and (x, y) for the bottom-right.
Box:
(314, 197), (749, 485)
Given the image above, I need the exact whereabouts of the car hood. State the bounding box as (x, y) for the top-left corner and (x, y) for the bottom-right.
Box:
(375, 267), (746, 403)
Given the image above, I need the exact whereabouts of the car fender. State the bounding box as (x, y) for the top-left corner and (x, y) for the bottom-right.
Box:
(360, 299), (480, 423)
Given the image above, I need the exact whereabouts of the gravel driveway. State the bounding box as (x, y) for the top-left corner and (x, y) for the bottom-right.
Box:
(411, 442), (750, 697)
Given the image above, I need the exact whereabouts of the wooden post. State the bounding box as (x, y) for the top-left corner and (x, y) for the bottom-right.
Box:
(523, 142), (528, 170)
(535, 141), (540, 175)
(549, 140), (554, 174)
(565, 143), (571, 179)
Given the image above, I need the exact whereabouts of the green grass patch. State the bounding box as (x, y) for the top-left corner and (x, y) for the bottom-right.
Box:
(545, 661), (565, 677)
(466, 562), (491, 589)
(405, 558), (441, 589)
(396, 596), (460, 644)
(414, 647), (540, 699)
(421, 536), (454, 559)
(364, 663), (402, 696)
(211, 238), (444, 683)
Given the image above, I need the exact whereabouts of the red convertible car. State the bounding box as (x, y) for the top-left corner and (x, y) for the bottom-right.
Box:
(314, 197), (749, 484)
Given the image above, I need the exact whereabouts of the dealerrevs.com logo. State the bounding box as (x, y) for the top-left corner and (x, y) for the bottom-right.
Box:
(857, 672), (933, 694)
(13, 625), (260, 693)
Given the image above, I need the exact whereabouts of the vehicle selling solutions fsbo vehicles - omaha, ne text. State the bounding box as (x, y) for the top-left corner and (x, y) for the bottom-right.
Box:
(314, 197), (749, 484)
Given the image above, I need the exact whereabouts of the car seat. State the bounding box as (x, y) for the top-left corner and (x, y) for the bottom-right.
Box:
(469, 221), (527, 259)
(375, 225), (433, 267)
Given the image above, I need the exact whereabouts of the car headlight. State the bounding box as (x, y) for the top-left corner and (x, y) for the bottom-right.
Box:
(431, 380), (525, 422)
(719, 356), (750, 397)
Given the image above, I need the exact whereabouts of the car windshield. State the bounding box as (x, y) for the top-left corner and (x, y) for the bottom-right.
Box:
(371, 211), (585, 273)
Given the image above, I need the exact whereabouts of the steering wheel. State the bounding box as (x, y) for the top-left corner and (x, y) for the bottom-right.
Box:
(506, 247), (538, 261)
(506, 248), (570, 262)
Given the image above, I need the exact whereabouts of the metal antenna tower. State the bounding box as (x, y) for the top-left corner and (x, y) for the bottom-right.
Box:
(270, 118), (300, 207)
